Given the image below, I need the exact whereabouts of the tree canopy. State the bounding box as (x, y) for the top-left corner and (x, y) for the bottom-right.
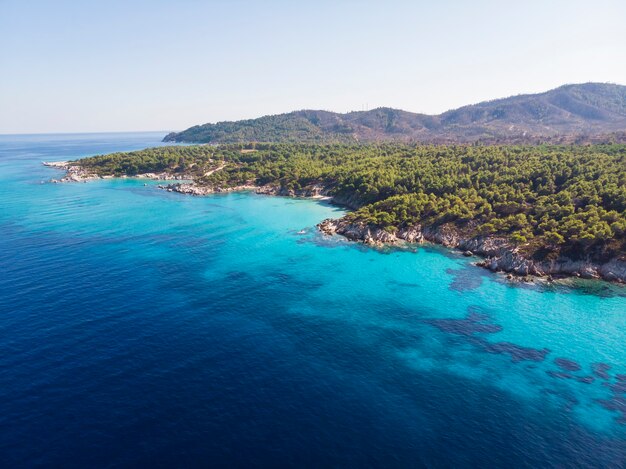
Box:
(77, 142), (626, 257)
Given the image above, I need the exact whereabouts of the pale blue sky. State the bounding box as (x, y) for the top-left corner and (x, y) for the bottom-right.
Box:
(1, 0), (625, 133)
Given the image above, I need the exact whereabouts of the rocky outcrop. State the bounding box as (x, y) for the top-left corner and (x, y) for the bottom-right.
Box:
(160, 183), (257, 195)
(479, 254), (626, 282)
(44, 161), (99, 182)
(161, 182), (334, 199)
(255, 184), (330, 198)
(318, 218), (626, 283)
(43, 161), (192, 183)
(160, 183), (215, 195)
(318, 218), (398, 244)
(327, 192), (363, 210)
(131, 173), (190, 181)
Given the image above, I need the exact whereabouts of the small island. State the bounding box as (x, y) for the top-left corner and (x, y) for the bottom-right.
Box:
(46, 142), (626, 283)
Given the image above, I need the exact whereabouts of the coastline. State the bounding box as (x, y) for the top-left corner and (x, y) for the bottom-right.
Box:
(44, 162), (626, 284)
(144, 179), (626, 284)
(317, 218), (626, 284)
(159, 181), (334, 199)
(42, 161), (192, 183)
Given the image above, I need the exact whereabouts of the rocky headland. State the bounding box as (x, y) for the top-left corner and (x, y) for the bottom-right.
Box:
(154, 177), (626, 284)
(317, 218), (626, 283)
(44, 161), (626, 284)
(43, 161), (192, 183)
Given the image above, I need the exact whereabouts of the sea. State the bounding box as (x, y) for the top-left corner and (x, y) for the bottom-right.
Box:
(0, 132), (625, 467)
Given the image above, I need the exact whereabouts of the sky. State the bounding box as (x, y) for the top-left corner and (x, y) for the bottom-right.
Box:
(1, 0), (625, 134)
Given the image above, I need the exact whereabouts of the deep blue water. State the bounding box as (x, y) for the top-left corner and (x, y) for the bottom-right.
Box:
(1, 132), (625, 467)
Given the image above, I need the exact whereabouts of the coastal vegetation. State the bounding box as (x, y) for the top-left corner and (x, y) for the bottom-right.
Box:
(76, 142), (626, 261)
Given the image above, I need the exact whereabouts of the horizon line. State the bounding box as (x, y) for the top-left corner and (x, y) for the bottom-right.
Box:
(3, 81), (624, 136)
(0, 130), (173, 137)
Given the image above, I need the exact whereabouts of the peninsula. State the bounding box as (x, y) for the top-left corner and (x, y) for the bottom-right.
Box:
(47, 142), (626, 283)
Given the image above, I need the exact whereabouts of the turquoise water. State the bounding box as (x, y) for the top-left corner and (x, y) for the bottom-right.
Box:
(1, 132), (625, 466)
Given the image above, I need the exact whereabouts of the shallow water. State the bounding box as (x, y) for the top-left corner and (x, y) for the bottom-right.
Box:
(0, 133), (625, 467)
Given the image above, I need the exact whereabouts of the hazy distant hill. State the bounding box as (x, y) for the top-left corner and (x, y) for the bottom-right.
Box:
(164, 83), (626, 144)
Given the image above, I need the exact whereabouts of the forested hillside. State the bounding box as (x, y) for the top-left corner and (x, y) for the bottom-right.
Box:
(164, 83), (626, 144)
(77, 143), (626, 259)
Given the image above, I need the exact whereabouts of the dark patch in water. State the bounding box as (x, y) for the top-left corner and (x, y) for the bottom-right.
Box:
(549, 370), (595, 383)
(421, 245), (461, 259)
(268, 271), (293, 282)
(554, 357), (582, 372)
(476, 339), (550, 363)
(598, 396), (626, 424)
(424, 307), (549, 363)
(576, 376), (595, 384)
(546, 371), (593, 384)
(446, 267), (483, 292)
(570, 281), (626, 299)
(598, 373), (626, 424)
(592, 363), (611, 380)
(538, 279), (626, 298)
(423, 313), (502, 337)
(604, 380), (626, 394)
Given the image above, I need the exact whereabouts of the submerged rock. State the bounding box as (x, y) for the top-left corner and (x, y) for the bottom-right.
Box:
(598, 396), (626, 424)
(479, 340), (550, 363)
(446, 267), (484, 292)
(576, 376), (595, 384)
(423, 315), (502, 337)
(554, 357), (582, 372)
(592, 363), (611, 380)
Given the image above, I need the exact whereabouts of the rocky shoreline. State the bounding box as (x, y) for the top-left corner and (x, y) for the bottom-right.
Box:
(158, 179), (626, 283)
(43, 161), (191, 183)
(160, 181), (334, 199)
(43, 162), (626, 284)
(159, 182), (258, 195)
(43, 161), (99, 183)
(317, 218), (626, 283)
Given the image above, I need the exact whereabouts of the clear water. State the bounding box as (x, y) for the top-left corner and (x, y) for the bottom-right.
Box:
(0, 132), (625, 467)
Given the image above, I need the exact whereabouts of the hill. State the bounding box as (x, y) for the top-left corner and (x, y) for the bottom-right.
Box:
(163, 83), (626, 144)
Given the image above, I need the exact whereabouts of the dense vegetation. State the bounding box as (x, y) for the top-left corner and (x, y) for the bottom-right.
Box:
(164, 83), (626, 145)
(164, 111), (358, 144)
(78, 146), (215, 176)
(78, 143), (626, 257)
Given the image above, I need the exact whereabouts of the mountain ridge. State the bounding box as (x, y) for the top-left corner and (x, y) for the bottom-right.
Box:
(164, 83), (626, 144)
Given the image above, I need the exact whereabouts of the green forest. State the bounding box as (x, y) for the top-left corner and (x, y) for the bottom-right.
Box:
(77, 143), (626, 256)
